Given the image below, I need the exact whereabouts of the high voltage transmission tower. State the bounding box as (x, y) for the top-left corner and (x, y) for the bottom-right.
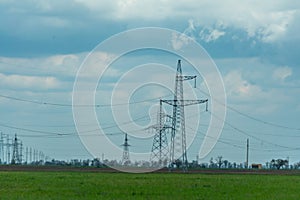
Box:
(160, 60), (208, 170)
(121, 133), (130, 165)
(149, 100), (172, 167)
(11, 134), (22, 164)
(5, 135), (12, 163)
(0, 132), (47, 165)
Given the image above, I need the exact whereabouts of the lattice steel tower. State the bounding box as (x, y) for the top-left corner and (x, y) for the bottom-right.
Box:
(11, 134), (21, 164)
(121, 133), (130, 165)
(150, 100), (172, 167)
(162, 60), (208, 170)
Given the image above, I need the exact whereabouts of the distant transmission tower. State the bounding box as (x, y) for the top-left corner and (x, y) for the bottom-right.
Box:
(11, 134), (21, 164)
(149, 100), (172, 167)
(162, 60), (208, 170)
(121, 133), (130, 165)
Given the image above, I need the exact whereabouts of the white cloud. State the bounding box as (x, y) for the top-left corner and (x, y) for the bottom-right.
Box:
(250, 10), (295, 43)
(223, 70), (279, 115)
(199, 27), (226, 43)
(171, 32), (193, 50)
(1, 0), (298, 46)
(0, 73), (61, 90)
(0, 52), (122, 79)
(72, 0), (297, 43)
(0, 54), (80, 78)
(272, 66), (292, 82)
(79, 51), (121, 78)
(224, 70), (262, 99)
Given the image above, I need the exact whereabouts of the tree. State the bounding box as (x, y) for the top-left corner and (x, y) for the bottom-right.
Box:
(271, 159), (288, 169)
(174, 159), (183, 168)
(224, 160), (229, 168)
(294, 162), (300, 169)
(265, 161), (270, 169)
(209, 157), (215, 168)
(216, 156), (224, 168)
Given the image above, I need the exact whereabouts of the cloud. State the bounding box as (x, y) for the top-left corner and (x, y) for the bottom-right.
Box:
(0, 0), (298, 58)
(0, 73), (61, 91)
(171, 32), (193, 50)
(2, 1), (297, 38)
(0, 54), (82, 78)
(76, 0), (297, 43)
(224, 70), (262, 100)
(199, 27), (226, 43)
(272, 66), (292, 82)
(223, 70), (276, 115)
(78, 51), (122, 78)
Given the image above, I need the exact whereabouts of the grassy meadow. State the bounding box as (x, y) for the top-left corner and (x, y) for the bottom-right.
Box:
(0, 171), (299, 199)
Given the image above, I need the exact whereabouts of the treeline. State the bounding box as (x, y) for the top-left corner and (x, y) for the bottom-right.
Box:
(1, 156), (300, 170)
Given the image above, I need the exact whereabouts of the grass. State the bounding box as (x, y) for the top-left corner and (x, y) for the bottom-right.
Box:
(0, 171), (300, 199)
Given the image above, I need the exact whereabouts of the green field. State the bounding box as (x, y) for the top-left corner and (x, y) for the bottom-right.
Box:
(0, 171), (300, 199)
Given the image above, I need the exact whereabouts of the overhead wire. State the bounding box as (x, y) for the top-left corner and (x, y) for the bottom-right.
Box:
(0, 93), (172, 107)
(0, 113), (155, 137)
(186, 124), (300, 153)
(208, 111), (300, 150)
(1, 87), (300, 154)
(196, 87), (300, 131)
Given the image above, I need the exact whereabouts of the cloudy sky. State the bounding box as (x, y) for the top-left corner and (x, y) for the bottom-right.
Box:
(0, 0), (300, 165)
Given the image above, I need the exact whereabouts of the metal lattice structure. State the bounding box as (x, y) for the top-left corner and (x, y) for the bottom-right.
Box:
(149, 100), (172, 167)
(0, 133), (46, 165)
(121, 133), (130, 165)
(162, 60), (208, 170)
(11, 134), (22, 164)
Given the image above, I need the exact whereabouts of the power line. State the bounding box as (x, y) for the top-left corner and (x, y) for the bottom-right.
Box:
(0, 112), (154, 137)
(185, 126), (245, 150)
(208, 111), (300, 150)
(196, 88), (300, 131)
(0, 108), (166, 139)
(186, 125), (300, 153)
(226, 105), (300, 131)
(0, 94), (172, 107)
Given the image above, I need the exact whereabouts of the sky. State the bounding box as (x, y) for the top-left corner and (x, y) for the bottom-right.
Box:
(0, 0), (300, 166)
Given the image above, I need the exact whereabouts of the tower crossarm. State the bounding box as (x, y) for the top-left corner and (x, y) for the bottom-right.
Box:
(146, 124), (173, 131)
(180, 75), (196, 81)
(161, 99), (208, 107)
(178, 76), (197, 87)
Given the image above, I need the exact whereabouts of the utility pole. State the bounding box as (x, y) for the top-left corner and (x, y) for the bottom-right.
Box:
(6, 136), (10, 164)
(0, 132), (3, 163)
(34, 149), (37, 162)
(121, 133), (130, 165)
(29, 147), (32, 163)
(161, 60), (208, 171)
(20, 141), (23, 164)
(246, 138), (249, 169)
(26, 147), (28, 164)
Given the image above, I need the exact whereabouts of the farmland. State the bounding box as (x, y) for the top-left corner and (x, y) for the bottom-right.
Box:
(0, 167), (300, 199)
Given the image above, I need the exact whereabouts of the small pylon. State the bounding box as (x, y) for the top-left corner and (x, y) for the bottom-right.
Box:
(121, 133), (130, 165)
(11, 134), (21, 164)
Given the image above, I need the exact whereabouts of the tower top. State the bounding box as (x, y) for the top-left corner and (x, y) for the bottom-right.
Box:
(177, 59), (182, 74)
